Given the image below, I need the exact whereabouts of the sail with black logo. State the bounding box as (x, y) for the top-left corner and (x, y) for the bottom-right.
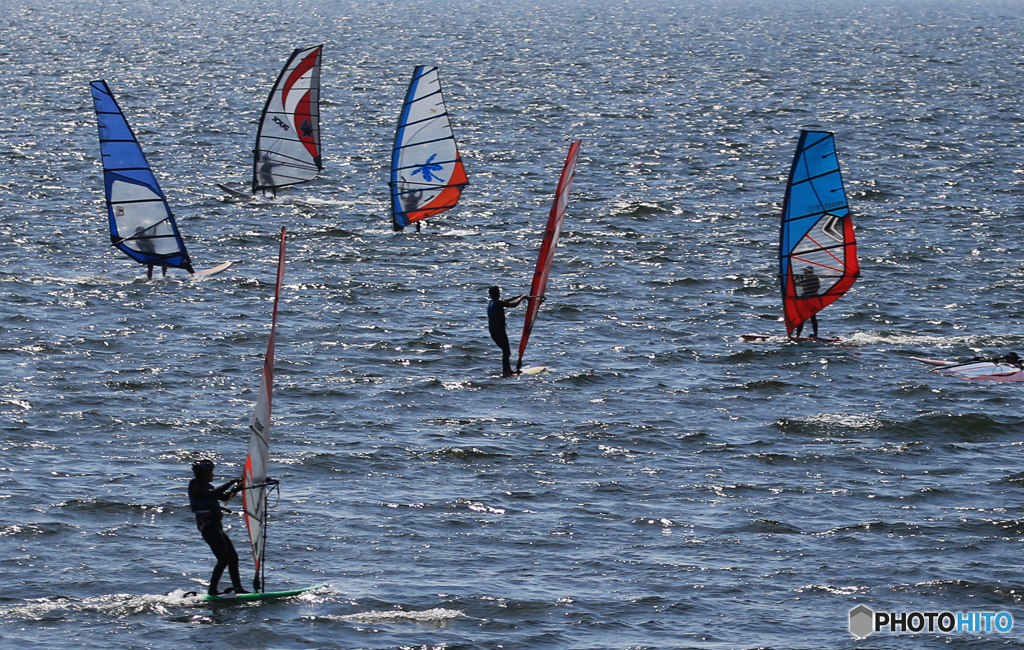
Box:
(779, 130), (859, 336)
(250, 45), (323, 196)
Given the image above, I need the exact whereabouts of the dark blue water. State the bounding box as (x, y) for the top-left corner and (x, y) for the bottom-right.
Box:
(2, 0), (1024, 648)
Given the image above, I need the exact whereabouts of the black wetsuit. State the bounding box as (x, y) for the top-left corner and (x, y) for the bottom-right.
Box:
(795, 272), (821, 337)
(188, 479), (244, 594)
(487, 298), (514, 376)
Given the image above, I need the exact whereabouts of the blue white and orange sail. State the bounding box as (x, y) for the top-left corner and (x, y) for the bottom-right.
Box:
(779, 130), (859, 336)
(516, 140), (582, 372)
(242, 227), (286, 594)
(90, 80), (194, 274)
(390, 66), (468, 231)
(250, 45), (323, 196)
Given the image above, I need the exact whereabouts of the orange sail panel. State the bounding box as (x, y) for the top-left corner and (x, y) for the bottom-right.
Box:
(516, 140), (582, 371)
(779, 131), (858, 336)
(242, 228), (286, 593)
(390, 66), (468, 230)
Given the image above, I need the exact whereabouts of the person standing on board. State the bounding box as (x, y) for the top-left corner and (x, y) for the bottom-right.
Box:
(188, 460), (249, 596)
(487, 286), (527, 377)
(134, 225), (165, 281)
(256, 152), (280, 199)
(795, 265), (821, 338)
(392, 178), (423, 233)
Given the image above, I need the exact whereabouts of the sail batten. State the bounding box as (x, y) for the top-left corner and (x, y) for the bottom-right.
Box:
(390, 65), (468, 230)
(90, 80), (194, 274)
(242, 228), (286, 593)
(515, 140), (582, 372)
(778, 130), (859, 336)
(252, 45), (323, 195)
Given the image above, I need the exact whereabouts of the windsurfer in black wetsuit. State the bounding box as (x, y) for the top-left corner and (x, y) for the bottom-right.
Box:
(392, 177), (423, 232)
(133, 225), (165, 281)
(487, 286), (527, 377)
(256, 152), (280, 198)
(794, 265), (821, 338)
(188, 460), (248, 596)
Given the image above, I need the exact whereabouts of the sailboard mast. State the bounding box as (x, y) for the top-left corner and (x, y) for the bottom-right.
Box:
(515, 140), (582, 372)
(779, 130), (859, 336)
(252, 45), (323, 196)
(390, 65), (469, 231)
(242, 227), (286, 593)
(89, 80), (194, 274)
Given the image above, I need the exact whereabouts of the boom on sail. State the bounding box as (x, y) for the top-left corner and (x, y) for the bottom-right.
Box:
(90, 80), (194, 274)
(251, 45), (324, 197)
(242, 228), (286, 593)
(779, 130), (858, 337)
(390, 65), (468, 231)
(516, 140), (582, 372)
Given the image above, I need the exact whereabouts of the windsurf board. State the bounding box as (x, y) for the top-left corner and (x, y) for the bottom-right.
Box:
(192, 261), (234, 278)
(201, 583), (326, 603)
(742, 334), (841, 343)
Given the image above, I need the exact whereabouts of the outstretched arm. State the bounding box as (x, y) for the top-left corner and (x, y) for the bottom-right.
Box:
(503, 294), (529, 307)
(213, 478), (242, 500)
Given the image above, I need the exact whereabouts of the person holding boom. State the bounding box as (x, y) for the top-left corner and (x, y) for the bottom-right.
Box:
(487, 286), (527, 377)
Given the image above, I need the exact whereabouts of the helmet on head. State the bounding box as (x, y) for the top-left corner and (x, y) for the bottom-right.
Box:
(803, 265), (814, 273)
(191, 459), (215, 475)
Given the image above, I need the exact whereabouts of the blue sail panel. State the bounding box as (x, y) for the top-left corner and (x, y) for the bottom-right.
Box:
(90, 80), (193, 273)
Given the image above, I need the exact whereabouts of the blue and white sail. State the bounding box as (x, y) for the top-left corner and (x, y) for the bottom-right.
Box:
(390, 65), (468, 230)
(90, 80), (193, 273)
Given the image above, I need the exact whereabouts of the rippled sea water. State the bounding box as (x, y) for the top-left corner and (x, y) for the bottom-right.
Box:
(3, 0), (1024, 648)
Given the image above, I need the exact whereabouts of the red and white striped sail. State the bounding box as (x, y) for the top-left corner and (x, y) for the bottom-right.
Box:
(516, 140), (582, 371)
(242, 228), (286, 592)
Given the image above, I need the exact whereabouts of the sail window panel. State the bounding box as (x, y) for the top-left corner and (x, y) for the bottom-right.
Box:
(110, 177), (163, 203)
(254, 152), (319, 189)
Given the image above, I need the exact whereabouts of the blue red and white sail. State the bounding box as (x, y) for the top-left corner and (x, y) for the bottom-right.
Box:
(779, 130), (858, 336)
(390, 66), (468, 230)
(252, 45), (323, 195)
(90, 80), (193, 273)
(516, 140), (582, 371)
(242, 228), (286, 593)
